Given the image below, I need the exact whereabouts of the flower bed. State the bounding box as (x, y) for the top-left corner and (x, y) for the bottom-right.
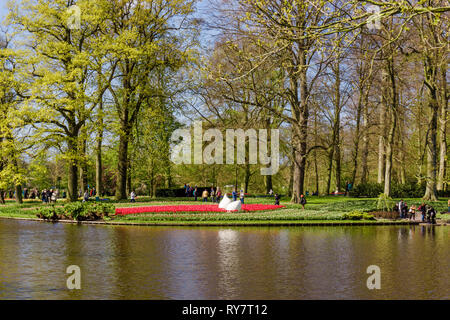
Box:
(115, 204), (285, 216)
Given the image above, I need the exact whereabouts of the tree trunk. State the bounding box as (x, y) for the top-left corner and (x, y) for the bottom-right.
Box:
(290, 47), (309, 203)
(292, 147), (303, 203)
(384, 109), (396, 197)
(234, 165), (238, 192)
(352, 67), (366, 186)
(326, 147), (334, 195)
(149, 160), (155, 198)
(437, 65), (447, 191)
(165, 165), (172, 188)
(116, 129), (129, 200)
(96, 99), (103, 197)
(333, 62), (342, 192)
(126, 158), (132, 196)
(66, 123), (80, 202)
(265, 175), (272, 194)
(79, 147), (88, 194)
(314, 150), (319, 194)
(14, 183), (23, 204)
(0, 157), (4, 204)
(360, 98), (370, 184)
(264, 117), (273, 194)
(398, 117), (406, 185)
(288, 160), (293, 197)
(334, 130), (341, 192)
(351, 99), (362, 186)
(383, 58), (398, 197)
(416, 101), (425, 185)
(377, 83), (387, 184)
(244, 163), (250, 193)
(423, 88), (439, 201)
(96, 138), (102, 197)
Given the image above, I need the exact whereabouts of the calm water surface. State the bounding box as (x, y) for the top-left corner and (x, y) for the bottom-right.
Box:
(0, 219), (448, 299)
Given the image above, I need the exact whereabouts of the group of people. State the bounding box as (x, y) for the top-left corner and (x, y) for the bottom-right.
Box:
(200, 187), (224, 203)
(80, 187), (97, 200)
(41, 189), (60, 203)
(1, 188), (67, 201)
(395, 200), (437, 224)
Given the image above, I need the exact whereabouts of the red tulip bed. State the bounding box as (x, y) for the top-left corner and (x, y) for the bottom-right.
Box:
(115, 204), (285, 216)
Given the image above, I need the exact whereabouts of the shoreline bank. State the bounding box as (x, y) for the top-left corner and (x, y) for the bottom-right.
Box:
(1, 215), (446, 227)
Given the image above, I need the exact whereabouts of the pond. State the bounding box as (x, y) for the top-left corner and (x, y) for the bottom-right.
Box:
(0, 219), (448, 299)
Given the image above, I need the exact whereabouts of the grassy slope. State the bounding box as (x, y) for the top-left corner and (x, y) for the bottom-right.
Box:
(0, 196), (449, 225)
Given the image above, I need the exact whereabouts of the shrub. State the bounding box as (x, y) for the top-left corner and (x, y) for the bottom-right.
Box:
(391, 181), (425, 198)
(342, 210), (375, 221)
(363, 213), (376, 220)
(155, 188), (184, 197)
(351, 181), (428, 198)
(64, 202), (86, 221)
(36, 202), (114, 221)
(350, 183), (383, 198)
(36, 205), (66, 221)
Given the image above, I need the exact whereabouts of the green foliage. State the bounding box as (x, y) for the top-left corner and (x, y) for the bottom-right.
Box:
(342, 210), (375, 221)
(36, 202), (114, 221)
(36, 205), (66, 221)
(377, 194), (395, 212)
(391, 182), (426, 198)
(343, 181), (429, 199)
(350, 183), (384, 198)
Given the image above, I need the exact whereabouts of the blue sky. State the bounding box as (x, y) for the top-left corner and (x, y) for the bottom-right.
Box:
(0, 1), (7, 20)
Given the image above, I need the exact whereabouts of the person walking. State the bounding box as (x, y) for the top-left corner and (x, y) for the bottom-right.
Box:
(50, 191), (57, 203)
(232, 189), (237, 201)
(398, 200), (405, 218)
(202, 189), (209, 203)
(83, 190), (89, 202)
(216, 188), (222, 203)
(193, 187), (198, 201)
(402, 202), (409, 219)
(130, 191), (136, 203)
(41, 189), (47, 203)
(418, 203), (427, 222)
(274, 193), (280, 205)
(210, 187), (216, 203)
(240, 189), (245, 204)
(300, 194), (307, 210)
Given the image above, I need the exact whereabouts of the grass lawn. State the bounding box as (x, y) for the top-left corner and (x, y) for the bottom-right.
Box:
(1, 195), (449, 225)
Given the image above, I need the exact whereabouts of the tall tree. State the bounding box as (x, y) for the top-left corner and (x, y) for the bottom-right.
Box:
(8, 0), (110, 201)
(103, 0), (196, 200)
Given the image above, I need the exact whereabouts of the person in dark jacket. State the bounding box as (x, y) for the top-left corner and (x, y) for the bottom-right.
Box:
(426, 206), (436, 224)
(418, 203), (427, 222)
(274, 194), (280, 205)
(300, 194), (307, 210)
(232, 189), (237, 201)
(193, 187), (198, 201)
